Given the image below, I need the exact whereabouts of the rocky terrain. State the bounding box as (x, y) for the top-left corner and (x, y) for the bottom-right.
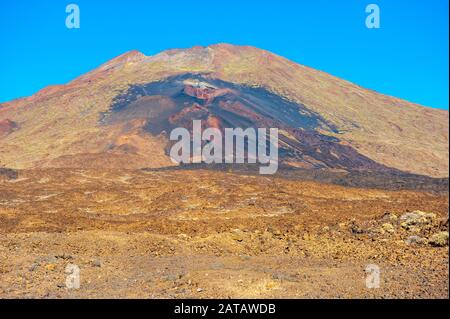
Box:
(0, 169), (448, 298)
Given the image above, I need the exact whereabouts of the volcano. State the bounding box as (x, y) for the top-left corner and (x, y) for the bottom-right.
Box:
(0, 44), (448, 177)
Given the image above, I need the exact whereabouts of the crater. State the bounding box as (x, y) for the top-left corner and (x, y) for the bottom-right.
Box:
(99, 73), (397, 172)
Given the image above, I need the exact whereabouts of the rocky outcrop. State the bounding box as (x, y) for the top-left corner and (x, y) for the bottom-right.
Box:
(399, 211), (436, 231)
(0, 119), (18, 137)
(183, 82), (231, 104)
(0, 167), (18, 180)
(429, 232), (449, 247)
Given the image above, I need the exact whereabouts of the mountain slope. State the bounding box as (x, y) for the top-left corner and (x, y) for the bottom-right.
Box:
(0, 44), (448, 177)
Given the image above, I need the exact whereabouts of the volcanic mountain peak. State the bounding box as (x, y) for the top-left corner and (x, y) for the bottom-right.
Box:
(72, 50), (147, 85)
(100, 50), (146, 68)
(0, 44), (448, 177)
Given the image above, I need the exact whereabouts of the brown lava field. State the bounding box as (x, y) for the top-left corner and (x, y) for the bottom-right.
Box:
(0, 168), (448, 299)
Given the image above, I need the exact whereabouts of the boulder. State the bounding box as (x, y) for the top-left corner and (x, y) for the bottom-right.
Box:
(400, 211), (436, 230)
(428, 232), (449, 247)
(405, 235), (427, 245)
(381, 223), (395, 234)
(0, 168), (18, 181)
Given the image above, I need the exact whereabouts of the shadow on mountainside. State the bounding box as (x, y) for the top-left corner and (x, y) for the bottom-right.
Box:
(143, 163), (449, 193)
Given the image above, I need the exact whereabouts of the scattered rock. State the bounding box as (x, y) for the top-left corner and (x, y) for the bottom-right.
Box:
(162, 274), (178, 281)
(196, 288), (203, 293)
(91, 259), (102, 267)
(407, 226), (422, 234)
(428, 232), (449, 247)
(177, 233), (189, 240)
(55, 253), (73, 260)
(28, 263), (39, 272)
(400, 211), (436, 230)
(36, 255), (57, 264)
(405, 235), (427, 245)
(383, 213), (398, 222)
(231, 229), (244, 242)
(272, 229), (282, 236)
(0, 167), (18, 180)
(272, 272), (298, 282)
(349, 221), (364, 234)
(439, 217), (449, 228)
(381, 223), (395, 234)
(45, 263), (56, 271)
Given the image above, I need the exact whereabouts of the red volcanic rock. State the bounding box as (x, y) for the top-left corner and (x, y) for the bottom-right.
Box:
(184, 84), (232, 104)
(0, 119), (18, 137)
(168, 103), (207, 124)
(34, 85), (68, 99)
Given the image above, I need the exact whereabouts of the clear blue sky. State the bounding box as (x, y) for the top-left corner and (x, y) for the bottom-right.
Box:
(1, 0), (448, 109)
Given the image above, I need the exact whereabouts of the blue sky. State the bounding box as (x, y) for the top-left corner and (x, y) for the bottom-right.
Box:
(0, 0), (448, 109)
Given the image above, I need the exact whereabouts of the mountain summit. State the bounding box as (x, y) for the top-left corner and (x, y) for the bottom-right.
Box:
(0, 44), (448, 177)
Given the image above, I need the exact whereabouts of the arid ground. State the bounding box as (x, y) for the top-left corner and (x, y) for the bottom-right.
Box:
(0, 168), (448, 299)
